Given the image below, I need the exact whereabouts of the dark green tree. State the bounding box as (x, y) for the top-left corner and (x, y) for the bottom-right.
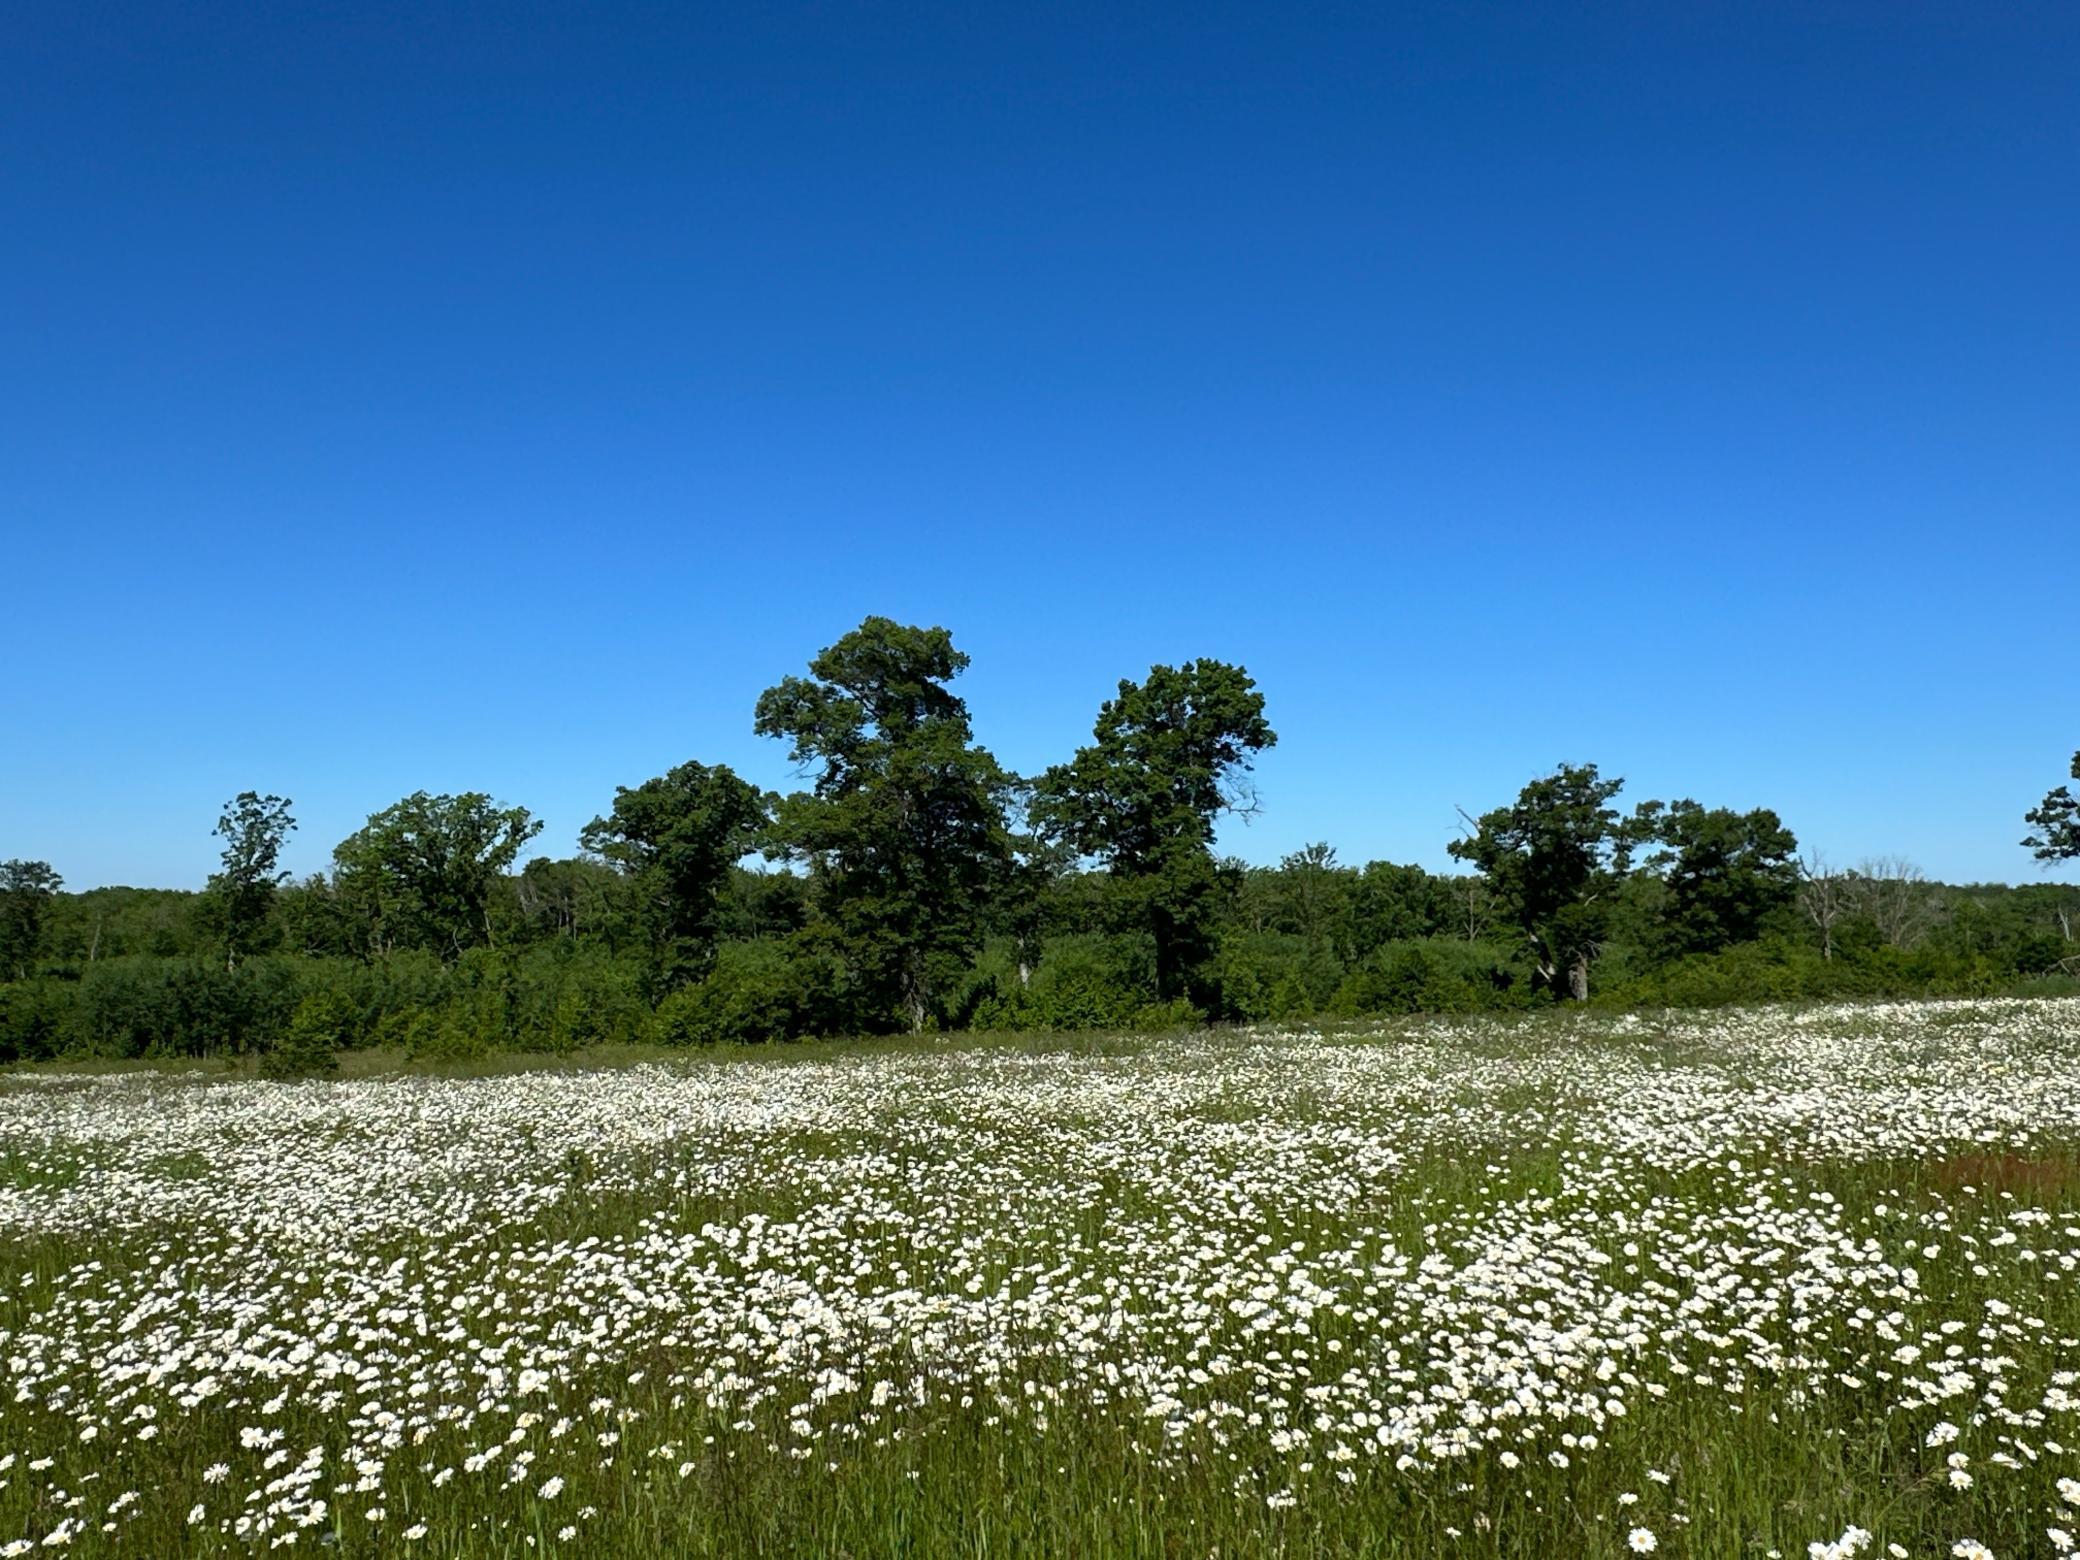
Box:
(1272, 842), (1351, 954)
(580, 761), (771, 994)
(204, 791), (296, 968)
(755, 617), (1018, 1031)
(0, 860), (63, 980)
(716, 865), (814, 942)
(1630, 799), (1799, 957)
(515, 856), (637, 948)
(1349, 861), (1453, 951)
(332, 792), (542, 959)
(259, 991), (347, 1079)
(2024, 751), (2080, 866)
(273, 873), (355, 958)
(1448, 763), (1630, 1001)
(992, 833), (1078, 991)
(1032, 660), (1276, 1003)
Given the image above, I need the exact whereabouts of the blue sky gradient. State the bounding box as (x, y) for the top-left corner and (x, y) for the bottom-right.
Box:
(5, 2), (2076, 888)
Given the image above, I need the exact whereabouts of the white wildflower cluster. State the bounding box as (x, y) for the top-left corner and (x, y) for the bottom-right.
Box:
(0, 997), (2077, 1550)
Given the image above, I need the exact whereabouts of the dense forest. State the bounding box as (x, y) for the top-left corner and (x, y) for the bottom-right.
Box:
(3, 618), (2077, 1071)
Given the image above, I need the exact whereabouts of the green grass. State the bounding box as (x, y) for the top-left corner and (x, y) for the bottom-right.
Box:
(2, 999), (2078, 1556)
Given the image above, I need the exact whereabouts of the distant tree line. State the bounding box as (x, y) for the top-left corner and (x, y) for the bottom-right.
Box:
(2, 622), (2075, 1069)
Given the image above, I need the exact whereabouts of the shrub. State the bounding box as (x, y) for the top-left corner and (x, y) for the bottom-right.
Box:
(972, 935), (1158, 1032)
(649, 938), (837, 1045)
(259, 992), (346, 1079)
(1209, 934), (1348, 1023)
(1599, 938), (1866, 1008)
(1330, 939), (1529, 1016)
(1125, 998), (1203, 1032)
(0, 978), (70, 1064)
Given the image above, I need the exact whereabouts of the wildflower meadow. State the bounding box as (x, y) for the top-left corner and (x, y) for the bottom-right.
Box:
(3, 999), (2079, 1556)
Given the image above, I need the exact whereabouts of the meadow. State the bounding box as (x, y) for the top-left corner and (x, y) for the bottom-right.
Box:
(2, 1000), (2078, 1557)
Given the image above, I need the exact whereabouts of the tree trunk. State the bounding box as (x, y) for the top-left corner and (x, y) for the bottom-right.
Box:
(902, 949), (930, 1033)
(1567, 953), (1590, 1003)
(1152, 918), (1180, 1004)
(1528, 931), (1561, 998)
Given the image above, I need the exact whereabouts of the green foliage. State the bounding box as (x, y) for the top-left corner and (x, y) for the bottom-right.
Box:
(4, 627), (2073, 1066)
(1033, 659), (1275, 1002)
(1349, 860), (1453, 946)
(332, 791), (543, 958)
(1630, 799), (1800, 957)
(973, 934), (1159, 1032)
(1124, 997), (1203, 1030)
(716, 865), (813, 941)
(579, 760), (769, 995)
(1209, 932), (1344, 1021)
(0, 944), (656, 1064)
(272, 874), (357, 957)
(204, 792), (296, 968)
(71, 959), (251, 1058)
(1598, 938), (1844, 1008)
(1597, 934), (2020, 1009)
(1448, 763), (1629, 1000)
(2023, 749), (2080, 865)
(647, 936), (840, 1045)
(0, 979), (70, 1063)
(37, 886), (199, 962)
(0, 860), (63, 980)
(259, 991), (346, 1078)
(1330, 938), (1532, 1016)
(515, 856), (638, 949)
(409, 948), (649, 1057)
(756, 617), (1017, 1032)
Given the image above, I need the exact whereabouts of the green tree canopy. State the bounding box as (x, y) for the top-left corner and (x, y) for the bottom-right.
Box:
(2023, 751), (2080, 866)
(204, 791), (296, 968)
(1032, 659), (1275, 1002)
(0, 859), (63, 980)
(1448, 763), (1630, 1001)
(1630, 799), (1799, 957)
(516, 856), (637, 948)
(754, 617), (1017, 1031)
(580, 760), (771, 993)
(1350, 861), (1454, 947)
(1271, 842), (1351, 953)
(332, 791), (542, 959)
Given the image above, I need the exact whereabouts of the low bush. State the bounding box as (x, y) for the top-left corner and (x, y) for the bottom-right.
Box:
(649, 937), (839, 1045)
(1329, 938), (1531, 1017)
(258, 991), (345, 1079)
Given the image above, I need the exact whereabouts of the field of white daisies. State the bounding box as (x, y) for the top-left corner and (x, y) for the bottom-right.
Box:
(4, 1000), (2080, 1557)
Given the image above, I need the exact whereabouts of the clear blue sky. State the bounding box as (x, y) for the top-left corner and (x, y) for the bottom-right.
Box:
(6, 2), (2076, 890)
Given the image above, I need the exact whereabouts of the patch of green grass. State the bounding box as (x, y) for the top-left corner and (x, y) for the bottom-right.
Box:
(0, 1146), (84, 1191)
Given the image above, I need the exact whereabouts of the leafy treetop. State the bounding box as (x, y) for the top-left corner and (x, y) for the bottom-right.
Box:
(2023, 751), (2080, 866)
(755, 617), (1017, 1031)
(580, 761), (770, 993)
(332, 791), (543, 959)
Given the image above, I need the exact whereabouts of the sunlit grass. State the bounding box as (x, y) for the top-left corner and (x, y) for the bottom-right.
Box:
(3, 999), (2078, 1556)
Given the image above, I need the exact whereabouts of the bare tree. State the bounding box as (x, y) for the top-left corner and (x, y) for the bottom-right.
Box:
(1848, 856), (1942, 949)
(1448, 873), (1495, 943)
(1797, 851), (1851, 961)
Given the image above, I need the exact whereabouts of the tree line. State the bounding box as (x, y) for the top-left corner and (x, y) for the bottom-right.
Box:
(3, 617), (2076, 1068)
